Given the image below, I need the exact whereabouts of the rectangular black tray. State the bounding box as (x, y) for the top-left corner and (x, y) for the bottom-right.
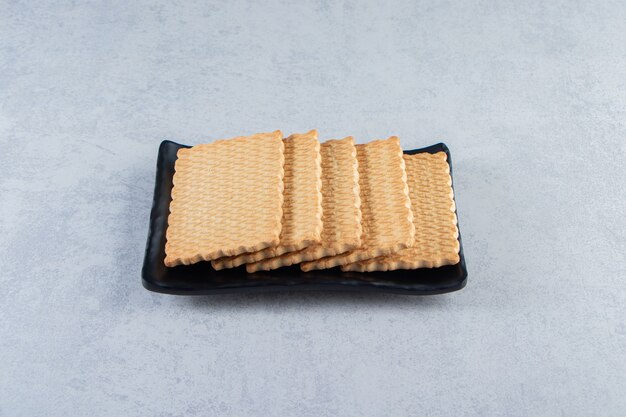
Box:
(142, 140), (467, 295)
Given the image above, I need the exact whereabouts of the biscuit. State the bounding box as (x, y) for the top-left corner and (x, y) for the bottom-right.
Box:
(300, 136), (414, 272)
(342, 152), (460, 272)
(246, 136), (362, 272)
(164, 131), (284, 267)
(211, 130), (323, 270)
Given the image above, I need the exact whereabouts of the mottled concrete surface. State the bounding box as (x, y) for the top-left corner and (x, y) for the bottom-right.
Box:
(1, 1), (625, 416)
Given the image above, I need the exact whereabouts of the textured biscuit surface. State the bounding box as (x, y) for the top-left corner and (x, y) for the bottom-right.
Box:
(246, 137), (361, 272)
(164, 131), (284, 267)
(342, 152), (460, 272)
(211, 130), (322, 270)
(300, 136), (414, 272)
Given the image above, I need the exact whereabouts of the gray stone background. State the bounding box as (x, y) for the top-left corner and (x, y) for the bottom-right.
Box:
(1, 1), (625, 416)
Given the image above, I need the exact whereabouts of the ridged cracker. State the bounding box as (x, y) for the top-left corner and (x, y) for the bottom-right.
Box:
(342, 152), (459, 272)
(211, 130), (323, 270)
(246, 136), (362, 273)
(164, 131), (284, 267)
(300, 136), (414, 272)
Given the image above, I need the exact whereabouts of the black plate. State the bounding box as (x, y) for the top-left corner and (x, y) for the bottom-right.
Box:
(142, 141), (467, 295)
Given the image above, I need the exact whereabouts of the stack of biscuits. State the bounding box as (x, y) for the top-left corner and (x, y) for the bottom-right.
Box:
(164, 130), (460, 273)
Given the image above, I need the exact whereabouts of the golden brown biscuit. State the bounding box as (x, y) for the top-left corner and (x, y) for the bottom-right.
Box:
(300, 136), (414, 271)
(342, 152), (459, 272)
(246, 136), (362, 272)
(164, 131), (284, 267)
(211, 130), (323, 270)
